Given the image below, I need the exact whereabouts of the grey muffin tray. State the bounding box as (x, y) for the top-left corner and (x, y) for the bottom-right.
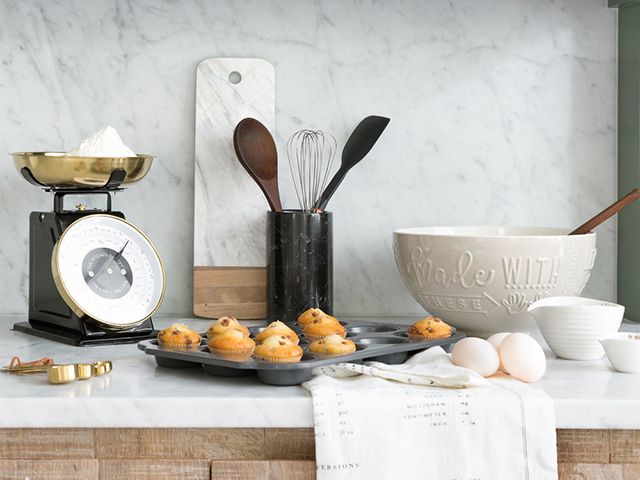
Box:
(137, 319), (464, 386)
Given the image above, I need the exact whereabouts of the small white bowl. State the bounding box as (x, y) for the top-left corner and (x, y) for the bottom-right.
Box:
(600, 332), (640, 373)
(528, 296), (624, 361)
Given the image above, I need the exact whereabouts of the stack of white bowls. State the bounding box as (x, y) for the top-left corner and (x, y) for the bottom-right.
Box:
(527, 296), (624, 361)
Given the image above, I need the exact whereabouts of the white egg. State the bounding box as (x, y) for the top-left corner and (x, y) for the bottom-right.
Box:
(451, 337), (500, 377)
(499, 333), (546, 382)
(487, 332), (511, 351)
(487, 332), (511, 371)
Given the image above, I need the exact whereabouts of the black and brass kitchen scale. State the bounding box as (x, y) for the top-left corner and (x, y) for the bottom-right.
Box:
(11, 152), (166, 346)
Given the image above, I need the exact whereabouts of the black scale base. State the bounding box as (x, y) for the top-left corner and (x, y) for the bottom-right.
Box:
(13, 320), (156, 347)
(15, 167), (157, 347)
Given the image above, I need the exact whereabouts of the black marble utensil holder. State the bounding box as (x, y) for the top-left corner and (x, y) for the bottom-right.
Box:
(266, 210), (333, 324)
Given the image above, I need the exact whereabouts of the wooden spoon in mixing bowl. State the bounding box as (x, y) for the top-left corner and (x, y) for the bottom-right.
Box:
(569, 188), (640, 235)
(233, 118), (283, 212)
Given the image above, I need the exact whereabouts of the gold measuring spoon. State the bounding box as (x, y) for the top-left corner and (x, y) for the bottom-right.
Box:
(48, 365), (78, 384)
(2, 361), (113, 384)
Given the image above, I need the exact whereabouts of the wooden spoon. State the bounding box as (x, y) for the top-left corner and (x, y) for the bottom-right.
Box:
(569, 188), (640, 235)
(233, 118), (283, 212)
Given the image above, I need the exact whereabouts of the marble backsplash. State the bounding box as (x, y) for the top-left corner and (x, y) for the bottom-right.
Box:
(0, 0), (616, 316)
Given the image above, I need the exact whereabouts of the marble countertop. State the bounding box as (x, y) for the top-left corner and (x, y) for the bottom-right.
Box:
(1, 316), (639, 429)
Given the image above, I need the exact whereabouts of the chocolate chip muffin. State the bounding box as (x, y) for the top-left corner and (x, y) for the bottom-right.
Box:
(206, 316), (250, 338)
(157, 323), (201, 351)
(254, 320), (299, 345)
(254, 335), (304, 363)
(408, 316), (453, 341)
(302, 316), (346, 341)
(309, 334), (356, 357)
(207, 329), (255, 360)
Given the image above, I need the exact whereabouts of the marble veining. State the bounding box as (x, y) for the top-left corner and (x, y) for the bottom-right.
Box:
(194, 58), (275, 267)
(0, 0), (617, 317)
(0, 316), (639, 429)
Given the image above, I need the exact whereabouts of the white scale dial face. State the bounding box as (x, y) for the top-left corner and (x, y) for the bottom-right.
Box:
(54, 215), (165, 327)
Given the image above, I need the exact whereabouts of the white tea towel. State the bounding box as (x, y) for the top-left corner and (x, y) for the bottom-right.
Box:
(303, 347), (557, 480)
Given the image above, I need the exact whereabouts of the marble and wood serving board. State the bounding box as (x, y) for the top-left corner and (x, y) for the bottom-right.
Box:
(193, 58), (274, 319)
(138, 319), (463, 386)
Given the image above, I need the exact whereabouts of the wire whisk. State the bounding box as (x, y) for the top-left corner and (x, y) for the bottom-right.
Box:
(287, 129), (337, 212)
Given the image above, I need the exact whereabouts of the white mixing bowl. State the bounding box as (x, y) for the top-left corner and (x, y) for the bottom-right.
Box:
(393, 226), (597, 337)
(528, 296), (624, 360)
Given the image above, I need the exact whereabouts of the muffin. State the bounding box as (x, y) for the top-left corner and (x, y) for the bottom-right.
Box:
(206, 316), (250, 338)
(207, 329), (255, 360)
(254, 320), (299, 345)
(302, 316), (346, 341)
(157, 323), (201, 351)
(254, 335), (304, 363)
(297, 308), (325, 326)
(408, 316), (453, 340)
(297, 307), (338, 326)
(309, 334), (356, 357)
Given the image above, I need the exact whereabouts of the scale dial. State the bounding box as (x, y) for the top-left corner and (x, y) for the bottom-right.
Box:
(52, 214), (165, 329)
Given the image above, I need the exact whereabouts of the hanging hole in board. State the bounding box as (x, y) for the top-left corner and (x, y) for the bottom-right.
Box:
(228, 71), (242, 84)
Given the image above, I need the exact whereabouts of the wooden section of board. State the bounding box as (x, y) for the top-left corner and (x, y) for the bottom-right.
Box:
(559, 463), (640, 480)
(270, 460), (316, 480)
(209, 461), (315, 480)
(265, 428), (315, 460)
(95, 428), (265, 460)
(99, 460), (209, 480)
(557, 429), (611, 464)
(0, 428), (639, 479)
(611, 430), (640, 463)
(210, 461), (270, 480)
(193, 267), (267, 319)
(0, 459), (99, 480)
(0, 428), (95, 459)
(193, 57), (274, 319)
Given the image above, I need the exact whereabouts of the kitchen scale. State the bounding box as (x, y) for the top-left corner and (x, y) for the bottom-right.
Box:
(11, 152), (166, 346)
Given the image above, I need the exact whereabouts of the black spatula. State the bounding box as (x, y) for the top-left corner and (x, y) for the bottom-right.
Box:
(314, 115), (390, 211)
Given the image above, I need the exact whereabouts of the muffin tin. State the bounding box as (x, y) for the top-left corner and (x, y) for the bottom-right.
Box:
(137, 319), (464, 386)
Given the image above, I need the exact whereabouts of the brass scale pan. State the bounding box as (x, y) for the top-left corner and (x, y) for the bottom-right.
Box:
(12, 151), (153, 188)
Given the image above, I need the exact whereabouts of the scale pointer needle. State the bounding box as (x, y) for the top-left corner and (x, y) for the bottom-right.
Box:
(86, 240), (129, 285)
